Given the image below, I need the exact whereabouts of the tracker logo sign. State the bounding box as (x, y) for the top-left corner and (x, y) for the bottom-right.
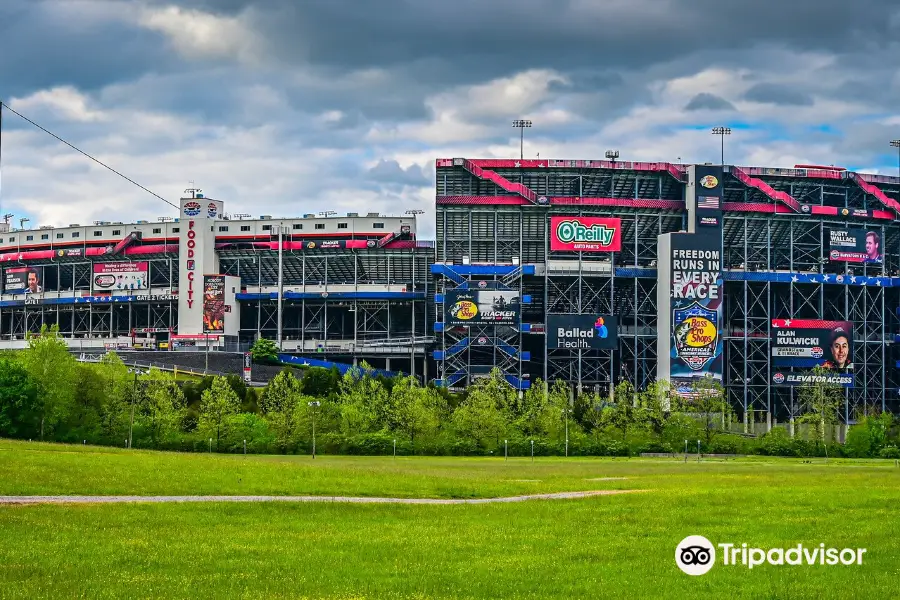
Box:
(676, 536), (716, 576)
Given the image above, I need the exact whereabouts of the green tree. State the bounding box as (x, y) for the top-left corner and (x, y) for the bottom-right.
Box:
(300, 366), (341, 398)
(250, 338), (280, 364)
(260, 370), (302, 414)
(95, 352), (132, 443)
(604, 380), (642, 443)
(797, 365), (843, 445)
(20, 325), (78, 439)
(638, 379), (676, 436)
(142, 368), (186, 446)
(198, 376), (241, 448)
(452, 376), (507, 450)
(338, 363), (389, 435)
(387, 376), (442, 450)
(686, 375), (727, 445)
(0, 357), (41, 438)
(259, 369), (304, 452)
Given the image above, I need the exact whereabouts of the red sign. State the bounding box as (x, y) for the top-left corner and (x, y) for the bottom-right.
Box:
(549, 217), (622, 252)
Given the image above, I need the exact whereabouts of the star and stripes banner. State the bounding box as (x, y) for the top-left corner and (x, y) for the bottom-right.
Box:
(697, 196), (720, 210)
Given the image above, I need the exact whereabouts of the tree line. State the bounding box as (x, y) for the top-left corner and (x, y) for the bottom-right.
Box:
(1, 326), (898, 458)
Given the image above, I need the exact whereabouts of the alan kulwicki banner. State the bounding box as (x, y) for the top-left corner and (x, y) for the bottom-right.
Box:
(771, 319), (853, 370)
(657, 232), (724, 383)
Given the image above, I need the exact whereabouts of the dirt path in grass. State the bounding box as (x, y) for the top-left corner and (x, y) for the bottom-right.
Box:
(0, 490), (644, 505)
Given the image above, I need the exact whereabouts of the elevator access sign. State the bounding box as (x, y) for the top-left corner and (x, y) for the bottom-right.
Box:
(550, 217), (622, 252)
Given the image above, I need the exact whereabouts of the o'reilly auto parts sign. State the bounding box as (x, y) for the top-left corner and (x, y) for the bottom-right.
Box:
(546, 314), (618, 350)
(550, 217), (622, 252)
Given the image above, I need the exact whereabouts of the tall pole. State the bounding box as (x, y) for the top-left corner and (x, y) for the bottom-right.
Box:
(520, 127), (524, 161)
(129, 371), (136, 448)
(276, 224), (284, 350)
(891, 140), (900, 178)
(512, 119), (532, 161)
(308, 401), (320, 458)
(712, 127), (731, 166)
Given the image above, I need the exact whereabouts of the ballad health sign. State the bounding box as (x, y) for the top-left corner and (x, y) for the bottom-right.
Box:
(546, 314), (617, 350)
(549, 217), (622, 252)
(657, 232), (724, 385)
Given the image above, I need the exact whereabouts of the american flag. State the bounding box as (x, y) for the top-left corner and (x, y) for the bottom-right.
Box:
(697, 196), (720, 209)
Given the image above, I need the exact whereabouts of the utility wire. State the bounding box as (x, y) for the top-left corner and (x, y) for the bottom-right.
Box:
(0, 101), (179, 210)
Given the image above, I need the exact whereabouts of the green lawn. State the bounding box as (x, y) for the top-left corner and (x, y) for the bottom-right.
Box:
(1, 440), (898, 598)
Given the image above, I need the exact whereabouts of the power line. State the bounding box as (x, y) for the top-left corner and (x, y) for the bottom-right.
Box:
(0, 100), (179, 210)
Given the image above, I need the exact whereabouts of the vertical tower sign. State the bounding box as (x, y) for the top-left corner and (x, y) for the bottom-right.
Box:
(177, 197), (222, 335)
(657, 232), (724, 387)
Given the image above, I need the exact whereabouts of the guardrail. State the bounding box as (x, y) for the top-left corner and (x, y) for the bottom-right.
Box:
(75, 353), (262, 383)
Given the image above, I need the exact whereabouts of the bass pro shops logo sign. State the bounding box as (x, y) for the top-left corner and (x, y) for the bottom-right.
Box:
(448, 300), (478, 321)
(673, 303), (718, 371)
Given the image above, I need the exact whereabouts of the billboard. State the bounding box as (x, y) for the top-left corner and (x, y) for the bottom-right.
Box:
(92, 262), (149, 291)
(827, 229), (882, 263)
(4, 267), (43, 294)
(444, 289), (520, 326)
(771, 319), (853, 372)
(202, 275), (226, 334)
(549, 217), (622, 252)
(546, 314), (617, 350)
(664, 234), (724, 381)
(771, 371), (854, 388)
(688, 165), (724, 233)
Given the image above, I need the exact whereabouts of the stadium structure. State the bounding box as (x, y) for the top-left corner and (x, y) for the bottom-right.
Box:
(3, 157), (900, 423)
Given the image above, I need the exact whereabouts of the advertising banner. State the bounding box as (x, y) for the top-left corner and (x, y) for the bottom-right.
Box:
(202, 275), (226, 334)
(688, 165), (724, 233)
(771, 319), (853, 371)
(771, 371), (854, 388)
(444, 289), (520, 326)
(546, 314), (617, 350)
(92, 262), (149, 291)
(4, 266), (43, 294)
(243, 352), (252, 383)
(667, 234), (724, 381)
(549, 217), (622, 252)
(827, 229), (882, 263)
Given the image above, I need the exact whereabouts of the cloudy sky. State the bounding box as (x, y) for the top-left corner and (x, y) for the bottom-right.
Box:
(2, 0), (900, 238)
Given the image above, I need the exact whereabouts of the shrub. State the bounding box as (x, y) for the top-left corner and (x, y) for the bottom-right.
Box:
(878, 445), (900, 459)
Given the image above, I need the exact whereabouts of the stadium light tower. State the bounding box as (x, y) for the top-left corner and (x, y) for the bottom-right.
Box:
(512, 119), (532, 160)
(891, 139), (900, 178)
(318, 210), (336, 218)
(605, 150), (619, 164)
(711, 127), (731, 165)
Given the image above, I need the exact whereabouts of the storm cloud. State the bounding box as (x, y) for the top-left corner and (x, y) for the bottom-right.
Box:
(1, 0), (899, 238)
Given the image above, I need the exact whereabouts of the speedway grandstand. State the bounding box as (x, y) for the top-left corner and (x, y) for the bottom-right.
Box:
(2, 157), (900, 423)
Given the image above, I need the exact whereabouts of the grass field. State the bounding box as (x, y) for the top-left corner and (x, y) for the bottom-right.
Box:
(1, 440), (898, 598)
